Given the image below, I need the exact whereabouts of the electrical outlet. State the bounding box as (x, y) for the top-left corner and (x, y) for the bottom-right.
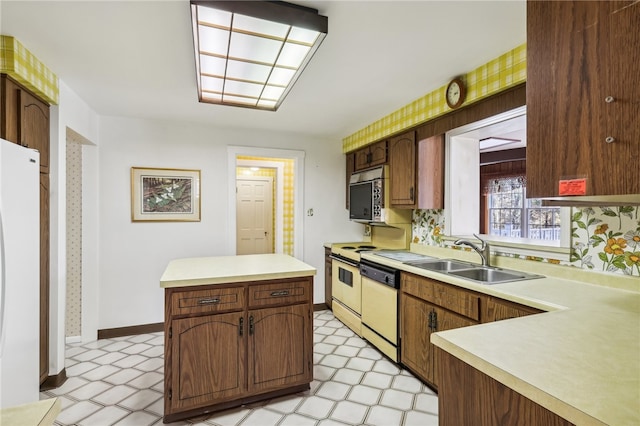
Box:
(363, 224), (371, 237)
(307, 208), (314, 217)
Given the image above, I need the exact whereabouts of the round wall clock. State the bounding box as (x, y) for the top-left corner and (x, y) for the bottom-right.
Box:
(446, 77), (466, 109)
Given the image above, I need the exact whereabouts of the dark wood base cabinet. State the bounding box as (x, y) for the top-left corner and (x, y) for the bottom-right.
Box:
(163, 277), (313, 423)
(437, 350), (574, 426)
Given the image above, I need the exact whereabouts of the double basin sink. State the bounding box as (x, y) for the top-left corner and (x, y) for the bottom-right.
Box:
(404, 258), (543, 285)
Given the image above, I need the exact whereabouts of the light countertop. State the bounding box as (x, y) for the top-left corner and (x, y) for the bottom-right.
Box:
(160, 254), (316, 288)
(0, 398), (60, 426)
(361, 246), (640, 426)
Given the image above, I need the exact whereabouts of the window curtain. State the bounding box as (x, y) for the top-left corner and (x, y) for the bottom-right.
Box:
(482, 175), (526, 195)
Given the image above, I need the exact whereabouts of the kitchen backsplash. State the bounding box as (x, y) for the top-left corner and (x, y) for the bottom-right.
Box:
(412, 206), (640, 277)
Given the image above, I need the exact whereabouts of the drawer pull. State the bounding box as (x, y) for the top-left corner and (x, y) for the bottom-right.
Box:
(198, 298), (221, 305)
(270, 290), (290, 297)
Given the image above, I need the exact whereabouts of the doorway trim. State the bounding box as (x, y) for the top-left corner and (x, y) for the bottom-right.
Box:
(227, 146), (305, 258)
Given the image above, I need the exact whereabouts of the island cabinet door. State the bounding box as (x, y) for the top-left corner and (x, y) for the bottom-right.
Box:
(169, 312), (246, 413)
(247, 303), (312, 394)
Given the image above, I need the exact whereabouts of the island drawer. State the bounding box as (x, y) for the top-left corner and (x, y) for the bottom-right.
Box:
(402, 273), (480, 321)
(171, 286), (245, 315)
(248, 279), (311, 308)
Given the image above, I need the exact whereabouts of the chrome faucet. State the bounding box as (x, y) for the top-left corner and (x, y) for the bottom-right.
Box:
(454, 234), (491, 267)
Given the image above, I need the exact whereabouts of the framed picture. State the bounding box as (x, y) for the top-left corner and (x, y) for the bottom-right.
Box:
(131, 167), (201, 222)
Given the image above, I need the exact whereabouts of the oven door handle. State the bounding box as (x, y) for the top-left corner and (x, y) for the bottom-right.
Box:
(329, 254), (359, 268)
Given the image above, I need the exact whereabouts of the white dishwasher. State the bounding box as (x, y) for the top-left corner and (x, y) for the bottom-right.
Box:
(360, 259), (401, 362)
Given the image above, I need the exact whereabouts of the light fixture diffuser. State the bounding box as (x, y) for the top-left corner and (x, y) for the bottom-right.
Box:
(190, 1), (328, 111)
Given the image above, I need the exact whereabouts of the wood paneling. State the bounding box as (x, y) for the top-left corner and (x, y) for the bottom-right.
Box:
(483, 296), (542, 322)
(438, 349), (574, 426)
(527, 1), (640, 198)
(402, 273), (480, 321)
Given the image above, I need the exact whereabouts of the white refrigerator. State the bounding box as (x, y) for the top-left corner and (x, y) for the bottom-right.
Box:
(0, 138), (40, 408)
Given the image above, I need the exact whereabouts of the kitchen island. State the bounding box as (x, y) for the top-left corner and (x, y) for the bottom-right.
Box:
(160, 254), (316, 423)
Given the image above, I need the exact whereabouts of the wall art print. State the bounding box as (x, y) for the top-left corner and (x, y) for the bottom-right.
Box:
(130, 167), (201, 222)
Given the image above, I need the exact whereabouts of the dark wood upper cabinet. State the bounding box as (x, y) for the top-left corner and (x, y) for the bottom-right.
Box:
(526, 0), (640, 198)
(354, 140), (387, 171)
(1, 75), (50, 174)
(345, 152), (355, 209)
(416, 133), (444, 209)
(389, 131), (417, 207)
(20, 89), (50, 174)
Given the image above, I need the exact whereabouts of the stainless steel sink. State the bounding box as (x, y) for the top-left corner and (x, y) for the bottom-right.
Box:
(448, 266), (543, 284)
(406, 258), (544, 284)
(406, 259), (475, 272)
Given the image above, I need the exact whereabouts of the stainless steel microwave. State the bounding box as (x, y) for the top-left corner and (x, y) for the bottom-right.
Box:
(349, 166), (385, 223)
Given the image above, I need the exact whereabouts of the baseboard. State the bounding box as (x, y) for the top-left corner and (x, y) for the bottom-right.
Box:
(65, 336), (81, 344)
(40, 368), (67, 391)
(313, 303), (330, 311)
(97, 322), (164, 340)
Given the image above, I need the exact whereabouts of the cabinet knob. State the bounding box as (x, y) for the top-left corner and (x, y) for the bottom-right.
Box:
(604, 96), (615, 103)
(605, 136), (616, 144)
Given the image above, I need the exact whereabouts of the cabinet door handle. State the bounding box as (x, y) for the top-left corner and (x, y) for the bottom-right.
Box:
(605, 96), (615, 103)
(428, 310), (437, 331)
(270, 290), (289, 297)
(198, 298), (220, 305)
(249, 316), (254, 335)
(410, 187), (414, 201)
(605, 136), (616, 144)
(239, 317), (244, 336)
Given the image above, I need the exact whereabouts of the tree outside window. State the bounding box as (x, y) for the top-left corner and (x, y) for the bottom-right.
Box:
(486, 175), (561, 241)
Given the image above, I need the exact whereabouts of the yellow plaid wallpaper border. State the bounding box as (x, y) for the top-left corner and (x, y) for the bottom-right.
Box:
(237, 156), (295, 256)
(0, 35), (59, 105)
(342, 44), (527, 153)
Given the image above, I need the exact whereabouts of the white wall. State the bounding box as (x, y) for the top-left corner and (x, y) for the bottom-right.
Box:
(97, 116), (362, 330)
(50, 80), (99, 374)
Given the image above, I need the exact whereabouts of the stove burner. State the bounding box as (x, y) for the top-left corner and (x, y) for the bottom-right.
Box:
(358, 245), (376, 249)
(341, 246), (356, 250)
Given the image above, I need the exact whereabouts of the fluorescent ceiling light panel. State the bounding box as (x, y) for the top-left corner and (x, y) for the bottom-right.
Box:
(191, 1), (328, 111)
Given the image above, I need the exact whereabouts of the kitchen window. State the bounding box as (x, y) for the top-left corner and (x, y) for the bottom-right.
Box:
(484, 175), (561, 241)
(445, 106), (571, 260)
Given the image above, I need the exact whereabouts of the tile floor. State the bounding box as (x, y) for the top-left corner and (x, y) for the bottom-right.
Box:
(41, 310), (438, 425)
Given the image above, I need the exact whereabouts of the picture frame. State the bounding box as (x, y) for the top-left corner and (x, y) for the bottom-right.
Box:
(131, 167), (201, 222)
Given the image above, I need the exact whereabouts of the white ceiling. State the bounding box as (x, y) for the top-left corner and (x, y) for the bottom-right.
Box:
(0, 0), (526, 141)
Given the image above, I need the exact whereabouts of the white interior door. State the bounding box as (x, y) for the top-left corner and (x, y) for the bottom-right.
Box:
(236, 177), (273, 255)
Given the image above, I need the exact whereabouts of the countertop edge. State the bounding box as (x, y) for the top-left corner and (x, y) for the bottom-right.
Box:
(160, 269), (316, 288)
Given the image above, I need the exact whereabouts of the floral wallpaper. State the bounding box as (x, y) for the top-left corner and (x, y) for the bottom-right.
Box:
(412, 209), (445, 246)
(571, 207), (640, 276)
(412, 206), (640, 277)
